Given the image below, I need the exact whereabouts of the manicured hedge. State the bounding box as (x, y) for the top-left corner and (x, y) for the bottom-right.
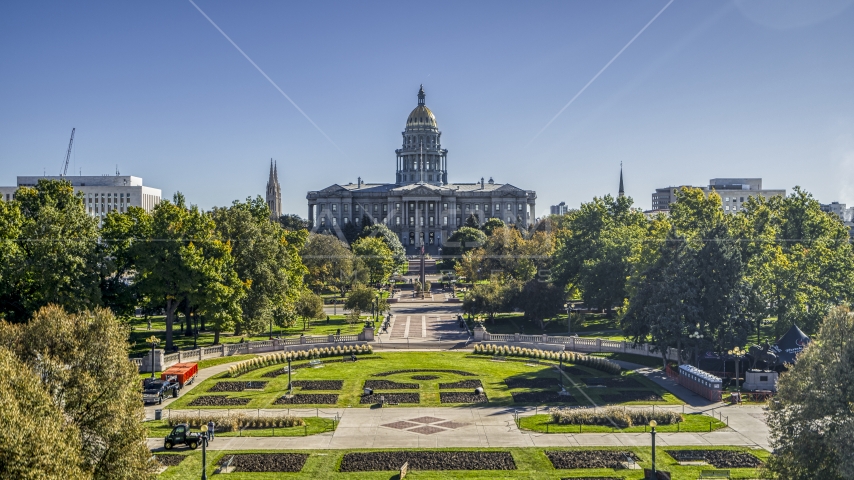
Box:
(226, 344), (373, 377)
(473, 344), (621, 375)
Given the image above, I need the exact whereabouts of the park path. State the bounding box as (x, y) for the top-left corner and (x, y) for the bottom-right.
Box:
(145, 346), (770, 451)
(147, 404), (769, 451)
(143, 351), (280, 421)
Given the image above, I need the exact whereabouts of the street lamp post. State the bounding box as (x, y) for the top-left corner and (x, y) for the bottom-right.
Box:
(564, 303), (571, 334)
(728, 346), (744, 392)
(690, 330), (704, 367)
(200, 424), (209, 480)
(287, 357), (293, 395)
(147, 335), (159, 379)
(649, 420), (657, 478)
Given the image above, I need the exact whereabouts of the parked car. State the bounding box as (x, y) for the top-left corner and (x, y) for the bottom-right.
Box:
(142, 377), (179, 404)
(163, 424), (202, 450)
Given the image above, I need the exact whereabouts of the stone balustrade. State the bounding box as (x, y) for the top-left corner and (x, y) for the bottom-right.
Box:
(472, 326), (678, 362)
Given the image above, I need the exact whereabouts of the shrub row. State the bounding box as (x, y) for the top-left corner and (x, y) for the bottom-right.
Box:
(549, 406), (682, 429)
(473, 344), (621, 375)
(226, 345), (373, 377)
(167, 412), (305, 431)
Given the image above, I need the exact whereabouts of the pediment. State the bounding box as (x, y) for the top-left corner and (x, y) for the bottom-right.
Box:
(317, 184), (351, 196)
(403, 185), (442, 196)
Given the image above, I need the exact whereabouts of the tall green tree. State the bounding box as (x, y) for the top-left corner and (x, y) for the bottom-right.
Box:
(131, 194), (214, 350)
(278, 214), (310, 231)
(736, 188), (854, 336)
(301, 233), (355, 294)
(1, 305), (156, 479)
(622, 234), (700, 367)
(359, 224), (406, 273)
(295, 290), (325, 331)
(442, 226), (487, 269)
(352, 236), (395, 284)
(552, 194), (645, 311)
(0, 179), (100, 322)
(0, 347), (87, 480)
(765, 305), (854, 480)
(211, 197), (305, 338)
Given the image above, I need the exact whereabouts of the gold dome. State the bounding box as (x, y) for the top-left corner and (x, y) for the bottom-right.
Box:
(406, 105), (437, 127)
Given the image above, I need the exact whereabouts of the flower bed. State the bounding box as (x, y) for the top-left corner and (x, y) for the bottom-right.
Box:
(167, 412), (304, 431)
(217, 453), (309, 472)
(187, 396), (250, 407)
(504, 377), (557, 389)
(582, 377), (642, 388)
(665, 450), (763, 468)
(207, 381), (268, 392)
(439, 380), (482, 389)
(359, 393), (420, 404)
(272, 394), (339, 405)
(339, 451), (516, 472)
(550, 406), (681, 428)
(474, 344), (621, 375)
(599, 391), (664, 403)
(411, 375), (440, 380)
(155, 454), (186, 467)
(439, 392), (488, 403)
(545, 450), (639, 469)
(511, 391), (574, 403)
(290, 380), (343, 391)
(372, 369), (476, 377)
(364, 380), (418, 390)
(226, 344), (373, 377)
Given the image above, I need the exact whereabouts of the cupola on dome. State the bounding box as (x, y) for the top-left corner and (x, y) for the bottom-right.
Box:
(406, 85), (437, 128)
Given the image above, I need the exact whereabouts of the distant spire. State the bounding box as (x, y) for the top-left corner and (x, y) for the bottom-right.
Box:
(417, 84), (425, 106)
(618, 162), (625, 198)
(269, 158), (274, 181)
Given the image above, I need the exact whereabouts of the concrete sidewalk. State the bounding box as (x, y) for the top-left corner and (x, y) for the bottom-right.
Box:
(148, 404), (769, 452)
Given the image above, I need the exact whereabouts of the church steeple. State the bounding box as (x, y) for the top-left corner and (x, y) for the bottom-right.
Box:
(266, 158), (282, 221)
(618, 163), (625, 198)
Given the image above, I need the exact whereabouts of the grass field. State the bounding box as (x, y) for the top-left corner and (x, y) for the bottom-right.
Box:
(127, 315), (366, 356)
(164, 352), (682, 410)
(155, 446), (769, 479)
(144, 417), (335, 438)
(518, 412), (728, 433)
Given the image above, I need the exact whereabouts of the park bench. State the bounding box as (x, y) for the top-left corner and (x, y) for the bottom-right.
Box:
(309, 359), (324, 368)
(491, 356), (506, 362)
(342, 355), (358, 363)
(698, 470), (730, 479)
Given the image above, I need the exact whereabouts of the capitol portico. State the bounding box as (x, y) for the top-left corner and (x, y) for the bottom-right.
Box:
(306, 86), (536, 254)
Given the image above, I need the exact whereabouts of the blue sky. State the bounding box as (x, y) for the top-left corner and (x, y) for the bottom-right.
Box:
(2, 1), (853, 215)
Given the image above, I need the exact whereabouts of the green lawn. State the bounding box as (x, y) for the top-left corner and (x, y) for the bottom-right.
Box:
(518, 412), (728, 433)
(591, 352), (667, 369)
(145, 417), (335, 438)
(164, 352), (682, 410)
(197, 354), (258, 370)
(128, 315), (365, 357)
(155, 446), (769, 479)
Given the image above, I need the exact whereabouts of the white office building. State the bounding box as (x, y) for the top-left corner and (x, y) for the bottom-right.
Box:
(1, 175), (162, 218)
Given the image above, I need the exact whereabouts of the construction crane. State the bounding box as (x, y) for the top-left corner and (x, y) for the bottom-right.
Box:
(60, 128), (75, 176)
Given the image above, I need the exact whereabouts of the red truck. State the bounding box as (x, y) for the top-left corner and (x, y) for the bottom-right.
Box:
(161, 362), (198, 389)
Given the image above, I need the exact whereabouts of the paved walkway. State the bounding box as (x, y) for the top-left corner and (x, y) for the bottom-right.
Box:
(145, 343), (770, 451)
(148, 404), (769, 451)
